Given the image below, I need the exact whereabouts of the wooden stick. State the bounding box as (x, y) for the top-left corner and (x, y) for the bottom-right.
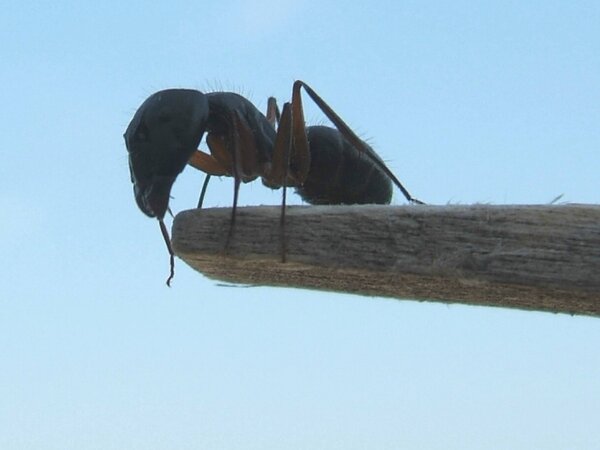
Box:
(171, 204), (600, 317)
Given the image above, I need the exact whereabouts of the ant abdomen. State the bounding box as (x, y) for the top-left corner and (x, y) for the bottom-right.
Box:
(295, 126), (393, 205)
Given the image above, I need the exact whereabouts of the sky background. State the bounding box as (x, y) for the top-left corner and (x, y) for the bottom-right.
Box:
(1, 1), (599, 449)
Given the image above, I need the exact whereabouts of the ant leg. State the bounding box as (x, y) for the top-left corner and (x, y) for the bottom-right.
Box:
(266, 103), (296, 262)
(267, 88), (311, 187)
(159, 219), (175, 287)
(278, 104), (293, 263)
(231, 112), (260, 179)
(266, 97), (281, 129)
(293, 80), (424, 204)
(188, 148), (229, 175)
(225, 120), (242, 250)
(188, 147), (230, 211)
(225, 111), (263, 250)
(269, 102), (293, 185)
(288, 84), (311, 184)
(197, 174), (211, 209)
(226, 175), (241, 249)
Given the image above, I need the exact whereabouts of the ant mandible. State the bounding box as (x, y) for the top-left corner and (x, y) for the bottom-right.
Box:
(124, 80), (424, 285)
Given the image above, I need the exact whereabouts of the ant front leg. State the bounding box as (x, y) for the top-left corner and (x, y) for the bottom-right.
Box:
(197, 174), (211, 209)
(188, 147), (229, 209)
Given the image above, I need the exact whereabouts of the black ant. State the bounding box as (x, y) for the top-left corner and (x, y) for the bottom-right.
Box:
(124, 81), (423, 285)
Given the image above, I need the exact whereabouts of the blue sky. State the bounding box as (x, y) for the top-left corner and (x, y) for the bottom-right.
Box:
(1, 1), (599, 449)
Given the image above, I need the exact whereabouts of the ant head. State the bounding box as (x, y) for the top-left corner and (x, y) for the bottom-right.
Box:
(124, 89), (209, 219)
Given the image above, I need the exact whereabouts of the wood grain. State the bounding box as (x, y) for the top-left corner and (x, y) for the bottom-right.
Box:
(171, 204), (600, 317)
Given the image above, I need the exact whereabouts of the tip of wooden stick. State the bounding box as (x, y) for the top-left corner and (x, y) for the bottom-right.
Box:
(171, 204), (600, 317)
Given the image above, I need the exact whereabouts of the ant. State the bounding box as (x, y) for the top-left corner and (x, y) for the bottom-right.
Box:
(124, 81), (423, 285)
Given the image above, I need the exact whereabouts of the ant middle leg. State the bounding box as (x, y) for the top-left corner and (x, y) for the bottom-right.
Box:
(267, 99), (312, 262)
(266, 97), (280, 128)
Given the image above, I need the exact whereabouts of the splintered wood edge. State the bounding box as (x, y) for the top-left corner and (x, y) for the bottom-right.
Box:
(171, 204), (600, 317)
